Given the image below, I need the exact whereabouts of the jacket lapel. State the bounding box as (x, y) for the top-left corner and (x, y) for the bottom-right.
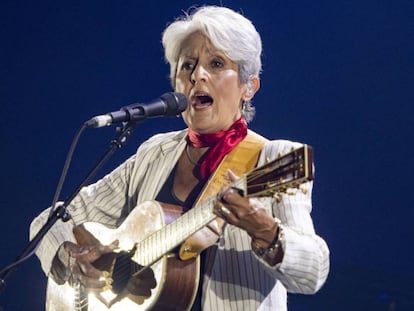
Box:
(136, 130), (187, 203)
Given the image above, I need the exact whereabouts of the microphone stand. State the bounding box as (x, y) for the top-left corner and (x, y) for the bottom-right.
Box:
(0, 121), (137, 293)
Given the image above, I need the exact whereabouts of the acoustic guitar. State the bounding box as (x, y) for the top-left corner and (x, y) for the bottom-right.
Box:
(46, 145), (313, 311)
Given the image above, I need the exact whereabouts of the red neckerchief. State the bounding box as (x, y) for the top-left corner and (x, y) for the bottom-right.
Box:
(187, 117), (248, 179)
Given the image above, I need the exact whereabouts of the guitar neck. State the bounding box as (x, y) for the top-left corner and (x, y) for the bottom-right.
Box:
(134, 195), (219, 266)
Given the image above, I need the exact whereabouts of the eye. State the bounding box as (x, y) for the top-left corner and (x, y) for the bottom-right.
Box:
(180, 61), (194, 71)
(211, 59), (224, 68)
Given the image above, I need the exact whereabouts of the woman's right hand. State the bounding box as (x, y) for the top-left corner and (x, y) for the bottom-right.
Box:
(59, 240), (118, 290)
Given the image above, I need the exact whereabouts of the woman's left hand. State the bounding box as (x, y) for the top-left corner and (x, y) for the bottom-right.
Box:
(213, 171), (278, 248)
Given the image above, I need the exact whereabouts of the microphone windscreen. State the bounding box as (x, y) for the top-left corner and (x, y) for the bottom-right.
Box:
(161, 92), (188, 116)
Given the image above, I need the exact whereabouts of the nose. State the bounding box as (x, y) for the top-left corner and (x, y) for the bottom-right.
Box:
(190, 62), (207, 84)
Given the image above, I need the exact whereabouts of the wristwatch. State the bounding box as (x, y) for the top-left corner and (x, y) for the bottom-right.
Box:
(251, 218), (284, 262)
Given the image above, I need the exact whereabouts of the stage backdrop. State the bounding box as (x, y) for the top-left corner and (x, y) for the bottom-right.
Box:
(1, 1), (413, 310)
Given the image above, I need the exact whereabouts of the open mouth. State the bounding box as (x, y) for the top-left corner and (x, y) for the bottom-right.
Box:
(192, 94), (213, 109)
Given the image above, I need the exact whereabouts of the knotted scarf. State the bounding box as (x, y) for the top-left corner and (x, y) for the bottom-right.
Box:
(187, 117), (248, 179)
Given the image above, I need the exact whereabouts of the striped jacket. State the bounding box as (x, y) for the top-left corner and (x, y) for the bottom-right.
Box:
(30, 128), (329, 310)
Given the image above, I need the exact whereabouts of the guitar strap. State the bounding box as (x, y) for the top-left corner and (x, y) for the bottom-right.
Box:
(179, 130), (268, 260)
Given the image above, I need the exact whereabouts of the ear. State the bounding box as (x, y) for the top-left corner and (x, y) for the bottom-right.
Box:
(243, 76), (260, 101)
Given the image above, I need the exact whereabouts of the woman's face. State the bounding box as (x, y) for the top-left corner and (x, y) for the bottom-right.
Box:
(175, 32), (248, 134)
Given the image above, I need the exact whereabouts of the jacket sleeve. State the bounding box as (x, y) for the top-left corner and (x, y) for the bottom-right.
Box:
(255, 140), (330, 294)
(29, 154), (136, 278)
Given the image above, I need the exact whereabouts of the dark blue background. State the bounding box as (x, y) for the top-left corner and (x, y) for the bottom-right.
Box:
(1, 1), (413, 310)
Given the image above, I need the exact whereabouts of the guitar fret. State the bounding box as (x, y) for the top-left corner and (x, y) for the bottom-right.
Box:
(163, 229), (168, 255)
(153, 232), (161, 264)
(181, 214), (189, 242)
(157, 230), (162, 259)
(191, 208), (199, 233)
(149, 234), (155, 264)
(144, 235), (149, 265)
(170, 220), (177, 247)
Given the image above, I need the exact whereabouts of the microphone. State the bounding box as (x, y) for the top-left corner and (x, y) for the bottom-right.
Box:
(85, 92), (188, 128)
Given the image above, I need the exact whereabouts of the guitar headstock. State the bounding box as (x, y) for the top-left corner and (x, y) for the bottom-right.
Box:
(245, 145), (314, 197)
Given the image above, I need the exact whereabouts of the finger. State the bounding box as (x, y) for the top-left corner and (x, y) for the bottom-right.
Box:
(78, 273), (112, 291)
(96, 243), (117, 257)
(75, 266), (114, 292)
(139, 267), (157, 288)
(70, 264), (110, 289)
(95, 240), (119, 255)
(215, 202), (232, 219)
(220, 188), (246, 206)
(217, 185), (230, 203)
(245, 198), (263, 215)
(127, 280), (152, 297)
(231, 198), (265, 221)
(226, 169), (239, 182)
(73, 251), (108, 278)
(125, 268), (155, 297)
(217, 195), (263, 225)
(217, 187), (243, 206)
(79, 261), (108, 279)
(109, 239), (120, 249)
(80, 244), (114, 262)
(63, 241), (83, 255)
(213, 201), (240, 225)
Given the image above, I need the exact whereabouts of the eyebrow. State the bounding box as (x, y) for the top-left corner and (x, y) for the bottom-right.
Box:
(180, 43), (225, 58)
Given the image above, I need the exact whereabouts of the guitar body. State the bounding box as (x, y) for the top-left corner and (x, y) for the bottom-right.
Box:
(46, 201), (200, 311)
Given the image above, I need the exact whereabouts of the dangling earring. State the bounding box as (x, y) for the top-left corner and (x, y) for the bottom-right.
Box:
(241, 100), (247, 115)
(242, 85), (252, 112)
